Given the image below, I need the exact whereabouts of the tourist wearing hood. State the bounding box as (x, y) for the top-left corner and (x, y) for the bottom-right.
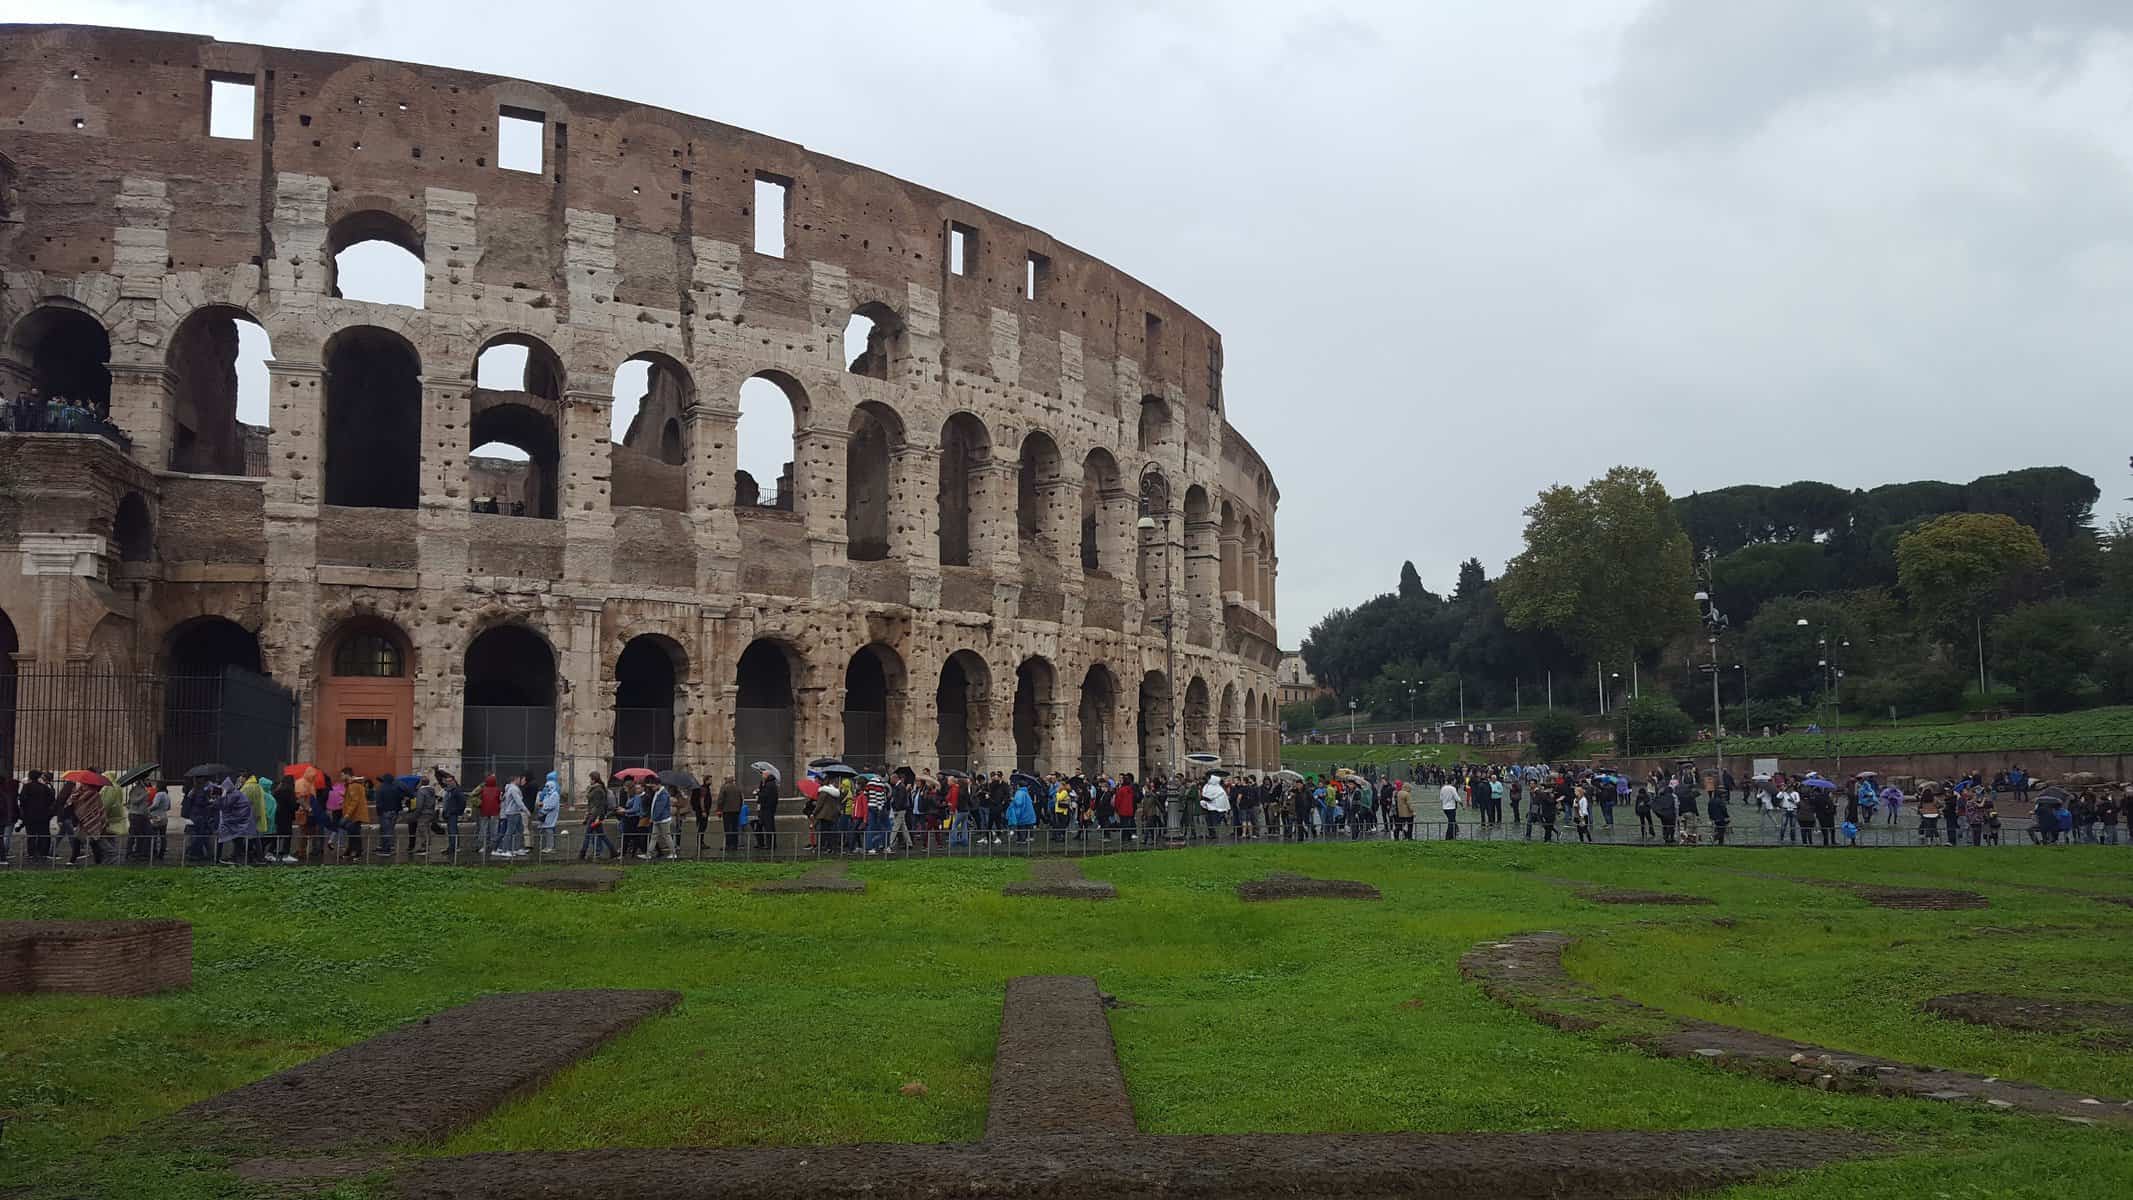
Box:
(340, 771), (371, 861)
(372, 773), (406, 860)
(271, 774), (297, 863)
(124, 779), (153, 863)
(538, 771), (561, 853)
(1006, 778), (1037, 843)
(242, 774), (272, 864)
(214, 779), (254, 865)
(580, 773), (616, 861)
(94, 779), (124, 865)
(498, 774), (528, 858)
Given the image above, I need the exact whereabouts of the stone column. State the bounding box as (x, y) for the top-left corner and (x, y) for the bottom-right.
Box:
(893, 443), (940, 608)
(105, 363), (175, 473)
(1241, 537), (1262, 618)
(559, 386), (616, 584)
(1038, 478), (1079, 581)
(797, 424), (851, 600)
(1185, 515), (1221, 640)
(687, 403), (742, 592)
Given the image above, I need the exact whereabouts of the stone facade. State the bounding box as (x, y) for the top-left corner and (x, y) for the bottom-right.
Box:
(0, 25), (1280, 783)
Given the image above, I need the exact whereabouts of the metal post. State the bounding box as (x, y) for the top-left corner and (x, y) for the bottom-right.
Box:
(1975, 611), (1987, 697)
(1708, 635), (1722, 784)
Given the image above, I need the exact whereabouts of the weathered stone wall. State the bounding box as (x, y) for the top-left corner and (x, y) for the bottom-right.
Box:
(0, 919), (193, 996)
(0, 24), (1283, 778)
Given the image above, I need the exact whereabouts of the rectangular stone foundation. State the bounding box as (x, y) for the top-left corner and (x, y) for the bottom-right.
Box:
(0, 919), (193, 997)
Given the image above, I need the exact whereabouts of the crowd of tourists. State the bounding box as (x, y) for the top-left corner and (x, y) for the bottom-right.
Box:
(0, 755), (2123, 866)
(0, 383), (129, 443)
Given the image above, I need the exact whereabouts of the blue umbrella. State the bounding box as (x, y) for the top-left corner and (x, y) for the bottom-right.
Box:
(1801, 777), (1839, 791)
(397, 774), (423, 791)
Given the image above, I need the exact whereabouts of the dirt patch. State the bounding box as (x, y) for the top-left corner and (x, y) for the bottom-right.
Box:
(1463, 934), (2133, 1126)
(987, 975), (1136, 1140)
(1237, 871), (1382, 902)
(752, 860), (866, 894)
(1004, 860), (1117, 900)
(180, 989), (680, 1154)
(506, 865), (623, 893)
(1579, 890), (1714, 906)
(1924, 993), (2133, 1043)
(1854, 886), (1988, 911)
(384, 1129), (1873, 1199)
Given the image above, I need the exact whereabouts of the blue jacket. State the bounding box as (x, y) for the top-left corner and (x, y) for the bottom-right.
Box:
(1007, 786), (1037, 828)
(649, 787), (672, 822)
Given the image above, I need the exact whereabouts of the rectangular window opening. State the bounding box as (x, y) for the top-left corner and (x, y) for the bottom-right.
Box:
(1025, 251), (1049, 301)
(1145, 312), (1164, 364)
(949, 222), (977, 277)
(344, 718), (389, 747)
(755, 173), (790, 257)
(206, 74), (255, 140)
(497, 106), (545, 173)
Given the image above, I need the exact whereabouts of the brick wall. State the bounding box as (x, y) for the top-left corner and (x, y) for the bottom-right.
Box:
(0, 919), (192, 996)
(157, 475), (266, 563)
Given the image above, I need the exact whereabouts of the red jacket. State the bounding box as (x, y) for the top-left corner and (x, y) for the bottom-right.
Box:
(1113, 784), (1136, 820)
(479, 777), (502, 817)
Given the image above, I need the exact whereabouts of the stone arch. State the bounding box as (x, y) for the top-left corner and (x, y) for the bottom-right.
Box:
(937, 411), (991, 567)
(323, 324), (422, 510)
(1080, 448), (1124, 574)
(1138, 668), (1172, 779)
(1078, 663), (1119, 776)
(612, 351), (695, 510)
(613, 633), (688, 770)
(112, 491), (153, 563)
(840, 641), (908, 772)
(1244, 686), (1260, 768)
(166, 303), (272, 475)
(317, 615), (416, 781)
(468, 399), (560, 519)
(161, 615), (264, 780)
(325, 208), (426, 308)
(845, 399), (906, 562)
(736, 369), (809, 510)
(1182, 674), (1212, 755)
(1016, 429), (1063, 543)
(1013, 655), (1057, 772)
(461, 622), (558, 783)
(935, 648), (991, 773)
(1183, 483), (1216, 616)
(472, 331), (564, 401)
(7, 303), (112, 415)
(163, 615), (263, 677)
(1220, 680), (1243, 767)
(843, 300), (908, 380)
(1136, 469), (1173, 600)
(734, 637), (803, 787)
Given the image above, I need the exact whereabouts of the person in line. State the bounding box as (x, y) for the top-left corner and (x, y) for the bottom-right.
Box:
(648, 780), (676, 860)
(1572, 785), (1593, 843)
(497, 774), (528, 858)
(1775, 780), (1801, 843)
(754, 769), (781, 852)
(476, 774), (502, 858)
(1650, 781), (1679, 845)
(409, 775), (437, 858)
(1006, 776), (1037, 845)
(214, 778), (252, 865)
(243, 773), (273, 864)
(689, 784), (711, 852)
(437, 770), (466, 860)
(537, 771), (561, 854)
(341, 770), (371, 862)
(1706, 778), (1731, 846)
(1200, 773), (1231, 840)
(20, 772), (56, 862)
(270, 773), (297, 863)
(1439, 777), (1461, 841)
(372, 773), (403, 861)
(0, 773), (16, 867)
(579, 773), (615, 861)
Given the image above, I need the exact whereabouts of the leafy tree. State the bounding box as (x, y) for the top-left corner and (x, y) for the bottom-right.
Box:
(1965, 467), (2098, 554)
(1498, 466), (1698, 671)
(1845, 660), (1968, 719)
(1710, 540), (1835, 626)
(1672, 485), (1774, 556)
(1739, 596), (1862, 703)
(1454, 557), (1487, 602)
(1530, 709), (1581, 760)
(1398, 560), (1427, 600)
(1992, 600), (2104, 711)
(1766, 481), (1852, 542)
(1894, 513), (2049, 641)
(1612, 694), (1695, 754)
(1278, 700), (1320, 732)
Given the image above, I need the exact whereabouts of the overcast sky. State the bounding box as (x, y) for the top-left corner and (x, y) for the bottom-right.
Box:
(26, 0), (2133, 636)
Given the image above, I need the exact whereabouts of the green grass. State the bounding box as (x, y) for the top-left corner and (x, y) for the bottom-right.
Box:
(3, 847), (2131, 1199)
(1277, 742), (1469, 768)
(1640, 705), (2133, 759)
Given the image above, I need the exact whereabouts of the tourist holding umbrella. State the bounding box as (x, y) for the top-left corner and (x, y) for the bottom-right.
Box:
(753, 763), (781, 852)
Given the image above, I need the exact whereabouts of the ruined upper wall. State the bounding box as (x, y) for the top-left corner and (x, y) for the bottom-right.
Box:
(0, 24), (1231, 430)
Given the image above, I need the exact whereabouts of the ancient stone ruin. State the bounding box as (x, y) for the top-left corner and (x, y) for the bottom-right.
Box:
(0, 919), (192, 996)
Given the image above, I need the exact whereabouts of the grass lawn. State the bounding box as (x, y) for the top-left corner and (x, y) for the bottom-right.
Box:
(3, 846), (2130, 1199)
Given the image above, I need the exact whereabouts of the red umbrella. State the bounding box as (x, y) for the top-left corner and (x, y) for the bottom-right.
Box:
(797, 777), (821, 801)
(62, 769), (110, 788)
(283, 763), (319, 780)
(612, 767), (658, 781)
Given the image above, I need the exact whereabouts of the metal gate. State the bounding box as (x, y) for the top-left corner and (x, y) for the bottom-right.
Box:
(734, 705), (795, 791)
(462, 704), (557, 784)
(611, 705), (677, 772)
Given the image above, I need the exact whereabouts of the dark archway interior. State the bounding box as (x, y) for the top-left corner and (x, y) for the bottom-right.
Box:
(937, 415), (986, 567)
(325, 328), (421, 509)
(845, 407), (895, 562)
(463, 626), (554, 706)
(613, 636), (679, 768)
(1138, 671), (1170, 777)
(659, 418), (684, 467)
(166, 618), (263, 677)
(1016, 438), (1056, 541)
(1183, 678), (1212, 753)
(1013, 658), (1052, 771)
(469, 403), (559, 518)
(0, 607), (16, 779)
(167, 306), (263, 475)
(935, 654), (979, 769)
(734, 639), (797, 787)
(1079, 668), (1114, 773)
(1138, 396), (1170, 452)
(736, 640), (794, 709)
(113, 492), (153, 563)
(842, 648), (891, 769)
(18, 308), (112, 413)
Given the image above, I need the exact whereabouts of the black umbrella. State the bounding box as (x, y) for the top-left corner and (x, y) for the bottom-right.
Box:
(814, 762), (858, 778)
(938, 767), (971, 780)
(807, 757), (847, 769)
(186, 763), (235, 779)
(1011, 770), (1044, 793)
(114, 762), (159, 788)
(658, 769), (700, 792)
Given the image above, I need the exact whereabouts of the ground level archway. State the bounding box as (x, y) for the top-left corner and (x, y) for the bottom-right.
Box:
(734, 639), (798, 790)
(318, 618), (414, 781)
(462, 624), (556, 783)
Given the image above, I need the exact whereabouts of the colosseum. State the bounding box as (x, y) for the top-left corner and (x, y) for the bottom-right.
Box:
(0, 25), (1281, 791)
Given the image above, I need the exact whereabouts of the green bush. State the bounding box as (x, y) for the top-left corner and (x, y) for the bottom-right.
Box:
(1994, 600), (2106, 711)
(1614, 695), (1696, 755)
(1529, 709), (1581, 760)
(1845, 660), (1968, 718)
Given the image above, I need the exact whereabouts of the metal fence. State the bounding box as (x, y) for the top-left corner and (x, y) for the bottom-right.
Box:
(0, 668), (296, 780)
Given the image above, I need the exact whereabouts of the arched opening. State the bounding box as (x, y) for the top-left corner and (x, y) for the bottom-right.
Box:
(1182, 484), (1215, 613)
(734, 639), (798, 790)
(613, 635), (684, 771)
(1081, 449), (1121, 574)
(841, 642), (906, 772)
(112, 492), (153, 563)
(324, 326), (422, 510)
(0, 607), (19, 779)
(468, 402), (559, 519)
(1182, 675), (1212, 756)
(327, 210), (425, 308)
(162, 617), (266, 777)
(843, 301), (906, 380)
(318, 617), (414, 782)
(1244, 686), (1260, 768)
(935, 650), (990, 773)
(611, 353), (694, 510)
(1139, 472), (1174, 600)
(937, 412), (990, 567)
(845, 401), (904, 561)
(462, 624), (556, 784)
(1220, 499), (1241, 595)
(1013, 656), (1056, 773)
(1016, 431), (1062, 544)
(1137, 395), (1171, 453)
(166, 305), (272, 475)
(1220, 681), (1242, 767)
(9, 305), (112, 417)
(1079, 664), (1117, 776)
(736, 372), (806, 510)
(1138, 670), (1171, 779)
(474, 337), (561, 401)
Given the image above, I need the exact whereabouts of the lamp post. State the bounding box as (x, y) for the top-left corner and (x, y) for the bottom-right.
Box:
(1402, 680), (1417, 743)
(1694, 559), (1728, 785)
(1799, 617), (1847, 778)
(1137, 469), (1180, 839)
(1733, 663), (1749, 737)
(1349, 698), (1358, 742)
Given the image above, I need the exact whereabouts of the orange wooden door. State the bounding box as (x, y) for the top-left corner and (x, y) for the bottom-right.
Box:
(317, 676), (413, 781)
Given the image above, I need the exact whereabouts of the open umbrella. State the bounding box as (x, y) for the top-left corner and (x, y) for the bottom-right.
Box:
(1275, 768), (1305, 783)
(815, 762), (857, 778)
(1853, 770), (1879, 780)
(611, 767), (657, 782)
(186, 763), (234, 779)
(658, 769), (699, 792)
(1184, 751), (1222, 767)
(113, 762), (158, 788)
(807, 757), (847, 769)
(797, 777), (822, 801)
(1011, 770), (1043, 793)
(1801, 777), (1840, 791)
(283, 763), (320, 780)
(938, 767), (971, 780)
(2033, 785), (2074, 805)
(750, 760), (782, 783)
(62, 769), (110, 788)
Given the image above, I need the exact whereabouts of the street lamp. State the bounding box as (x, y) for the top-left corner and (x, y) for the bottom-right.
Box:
(1693, 570), (1727, 784)
(1402, 679), (1417, 743)
(1733, 663), (1749, 737)
(1136, 468), (1180, 838)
